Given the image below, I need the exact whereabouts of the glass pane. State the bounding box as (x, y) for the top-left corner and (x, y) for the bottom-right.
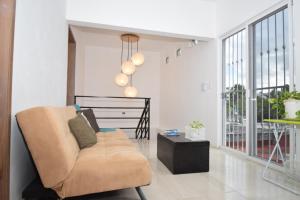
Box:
(225, 39), (230, 90)
(276, 11), (285, 86)
(284, 9), (289, 86)
(269, 15), (277, 87)
(262, 19), (269, 88)
(255, 22), (262, 88)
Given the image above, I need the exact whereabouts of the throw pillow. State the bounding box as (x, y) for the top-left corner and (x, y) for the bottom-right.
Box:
(68, 114), (97, 149)
(77, 109), (100, 132)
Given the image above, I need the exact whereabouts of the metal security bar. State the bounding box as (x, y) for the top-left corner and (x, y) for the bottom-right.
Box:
(74, 96), (151, 140)
(253, 7), (289, 164)
(223, 29), (247, 152)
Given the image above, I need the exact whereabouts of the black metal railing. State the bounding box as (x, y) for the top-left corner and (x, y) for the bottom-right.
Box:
(136, 98), (150, 140)
(74, 95), (150, 140)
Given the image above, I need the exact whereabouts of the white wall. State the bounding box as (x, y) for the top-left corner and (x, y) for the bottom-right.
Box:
(75, 32), (161, 131)
(66, 0), (216, 40)
(10, 0), (68, 199)
(216, 0), (284, 36)
(160, 41), (218, 146)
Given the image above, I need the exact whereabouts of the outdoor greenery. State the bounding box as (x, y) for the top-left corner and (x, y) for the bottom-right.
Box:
(226, 84), (292, 122)
(269, 90), (300, 119)
(226, 84), (246, 123)
(296, 110), (300, 119)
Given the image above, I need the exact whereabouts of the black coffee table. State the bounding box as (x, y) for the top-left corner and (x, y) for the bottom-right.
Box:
(157, 133), (209, 174)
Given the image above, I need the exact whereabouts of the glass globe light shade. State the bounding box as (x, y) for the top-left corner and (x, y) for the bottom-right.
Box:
(121, 60), (136, 75)
(131, 52), (145, 66)
(114, 73), (128, 87)
(124, 86), (138, 97)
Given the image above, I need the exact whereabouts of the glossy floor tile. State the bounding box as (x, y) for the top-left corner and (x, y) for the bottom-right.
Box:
(82, 137), (300, 200)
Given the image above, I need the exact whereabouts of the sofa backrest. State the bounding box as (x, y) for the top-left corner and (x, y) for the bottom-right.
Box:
(16, 106), (80, 188)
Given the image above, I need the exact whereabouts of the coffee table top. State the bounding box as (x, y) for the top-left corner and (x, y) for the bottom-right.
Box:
(158, 132), (209, 143)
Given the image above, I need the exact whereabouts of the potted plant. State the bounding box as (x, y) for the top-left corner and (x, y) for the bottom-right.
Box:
(269, 91), (300, 119)
(185, 121), (205, 140)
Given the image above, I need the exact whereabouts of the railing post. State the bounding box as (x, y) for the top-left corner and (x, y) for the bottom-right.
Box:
(148, 99), (150, 140)
(74, 96), (77, 104)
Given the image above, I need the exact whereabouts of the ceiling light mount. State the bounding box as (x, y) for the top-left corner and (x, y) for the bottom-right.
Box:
(121, 34), (140, 43)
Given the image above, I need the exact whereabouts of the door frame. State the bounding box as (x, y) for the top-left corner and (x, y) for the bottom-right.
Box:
(0, 0), (16, 199)
(66, 27), (76, 105)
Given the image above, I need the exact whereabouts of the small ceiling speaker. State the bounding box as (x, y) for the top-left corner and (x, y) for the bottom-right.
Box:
(124, 86), (138, 97)
(192, 39), (200, 46)
(115, 73), (129, 87)
(176, 48), (182, 57)
(166, 56), (170, 64)
(121, 60), (136, 75)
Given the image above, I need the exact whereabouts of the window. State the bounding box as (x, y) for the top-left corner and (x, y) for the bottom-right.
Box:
(223, 30), (247, 152)
(253, 7), (289, 163)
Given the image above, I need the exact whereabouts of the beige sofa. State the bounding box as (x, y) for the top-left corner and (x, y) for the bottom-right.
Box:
(16, 106), (151, 199)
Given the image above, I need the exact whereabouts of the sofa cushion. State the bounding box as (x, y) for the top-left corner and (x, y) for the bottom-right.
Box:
(54, 131), (152, 198)
(68, 114), (97, 149)
(16, 106), (80, 188)
(77, 109), (100, 132)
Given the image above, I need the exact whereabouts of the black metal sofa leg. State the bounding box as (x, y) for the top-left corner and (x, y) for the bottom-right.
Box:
(135, 187), (147, 200)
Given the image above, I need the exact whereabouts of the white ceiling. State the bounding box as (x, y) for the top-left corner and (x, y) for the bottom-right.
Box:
(71, 26), (195, 52)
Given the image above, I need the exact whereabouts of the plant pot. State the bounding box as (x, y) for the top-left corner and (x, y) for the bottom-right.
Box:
(185, 126), (205, 140)
(284, 99), (300, 119)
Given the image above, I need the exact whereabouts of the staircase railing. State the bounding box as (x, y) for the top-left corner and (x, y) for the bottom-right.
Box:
(135, 98), (150, 140)
(74, 95), (150, 140)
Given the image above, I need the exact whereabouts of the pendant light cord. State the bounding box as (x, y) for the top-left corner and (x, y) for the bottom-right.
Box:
(131, 41), (133, 57)
(127, 37), (130, 60)
(130, 40), (133, 86)
(121, 40), (123, 64)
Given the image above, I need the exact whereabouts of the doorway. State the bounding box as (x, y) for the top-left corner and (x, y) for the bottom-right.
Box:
(0, 0), (16, 199)
(251, 6), (291, 163)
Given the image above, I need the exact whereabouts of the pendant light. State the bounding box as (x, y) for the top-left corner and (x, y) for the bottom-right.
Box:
(124, 86), (138, 97)
(121, 60), (136, 75)
(115, 73), (129, 87)
(114, 33), (144, 97)
(131, 41), (144, 66)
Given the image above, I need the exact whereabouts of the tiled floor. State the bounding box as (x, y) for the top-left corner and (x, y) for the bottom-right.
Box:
(82, 137), (300, 200)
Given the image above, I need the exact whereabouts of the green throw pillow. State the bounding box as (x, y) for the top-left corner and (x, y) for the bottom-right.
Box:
(68, 114), (97, 149)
